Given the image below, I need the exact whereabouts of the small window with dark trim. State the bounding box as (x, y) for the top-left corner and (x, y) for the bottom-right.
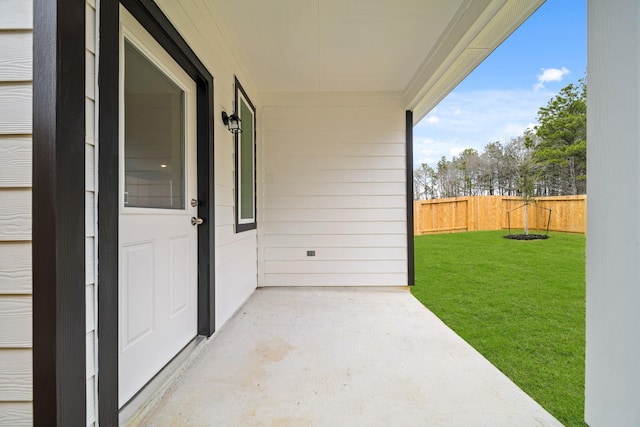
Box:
(235, 77), (257, 232)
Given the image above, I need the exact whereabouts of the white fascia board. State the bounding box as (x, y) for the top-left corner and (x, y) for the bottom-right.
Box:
(404, 0), (545, 125)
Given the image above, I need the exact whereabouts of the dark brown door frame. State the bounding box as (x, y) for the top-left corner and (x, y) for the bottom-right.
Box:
(98, 0), (215, 424)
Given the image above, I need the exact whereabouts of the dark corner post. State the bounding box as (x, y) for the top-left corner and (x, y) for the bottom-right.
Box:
(98, 0), (120, 424)
(405, 111), (415, 286)
(33, 0), (86, 424)
(197, 76), (216, 337)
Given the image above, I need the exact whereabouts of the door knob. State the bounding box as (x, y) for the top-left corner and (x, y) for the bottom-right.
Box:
(191, 199), (199, 207)
(191, 217), (204, 226)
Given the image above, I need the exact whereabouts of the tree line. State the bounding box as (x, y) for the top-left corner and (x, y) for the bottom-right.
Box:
(414, 78), (586, 200)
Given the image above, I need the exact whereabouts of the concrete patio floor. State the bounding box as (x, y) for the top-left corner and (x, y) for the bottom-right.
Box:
(134, 287), (562, 426)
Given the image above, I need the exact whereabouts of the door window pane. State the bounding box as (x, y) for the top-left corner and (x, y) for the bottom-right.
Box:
(124, 40), (185, 209)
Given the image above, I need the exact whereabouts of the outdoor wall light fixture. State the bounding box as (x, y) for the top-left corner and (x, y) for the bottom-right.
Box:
(222, 111), (241, 134)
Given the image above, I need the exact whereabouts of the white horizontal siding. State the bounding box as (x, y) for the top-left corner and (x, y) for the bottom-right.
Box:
(265, 141), (405, 158)
(0, 137), (31, 187)
(86, 284), (94, 334)
(86, 376), (95, 426)
(264, 155), (406, 171)
(265, 182), (405, 197)
(263, 129), (405, 144)
(86, 193), (95, 237)
(0, 32), (31, 81)
(263, 234), (407, 248)
(264, 247), (406, 261)
(0, 242), (31, 294)
(86, 238), (94, 286)
(0, 296), (31, 348)
(261, 95), (408, 287)
(85, 144), (95, 191)
(86, 331), (94, 380)
(263, 104), (402, 132)
(264, 260), (407, 274)
(215, 239), (257, 326)
(263, 208), (406, 222)
(0, 402), (32, 426)
(0, 1), (33, 30)
(0, 189), (31, 241)
(266, 169), (405, 184)
(0, 85), (31, 134)
(86, 97), (95, 145)
(264, 221), (406, 235)
(263, 273), (408, 287)
(85, 50), (95, 99)
(1, 2), (33, 424)
(85, 1), (97, 425)
(264, 195), (407, 209)
(0, 349), (31, 401)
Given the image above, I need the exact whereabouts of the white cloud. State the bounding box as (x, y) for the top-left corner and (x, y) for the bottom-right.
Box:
(534, 67), (570, 90)
(413, 88), (556, 168)
(413, 136), (460, 167)
(426, 115), (440, 124)
(449, 147), (465, 158)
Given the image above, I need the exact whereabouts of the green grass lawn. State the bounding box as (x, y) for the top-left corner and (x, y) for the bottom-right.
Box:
(411, 230), (586, 426)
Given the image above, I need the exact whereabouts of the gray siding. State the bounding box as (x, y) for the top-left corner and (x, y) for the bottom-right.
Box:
(85, 0), (97, 425)
(0, 0), (33, 424)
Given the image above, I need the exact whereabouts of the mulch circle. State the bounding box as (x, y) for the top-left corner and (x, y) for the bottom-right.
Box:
(503, 234), (549, 240)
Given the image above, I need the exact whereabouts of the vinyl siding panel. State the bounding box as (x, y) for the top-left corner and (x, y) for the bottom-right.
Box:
(263, 273), (407, 287)
(265, 247), (406, 261)
(264, 195), (407, 210)
(264, 260), (407, 274)
(0, 189), (31, 241)
(265, 182), (405, 197)
(155, 0), (261, 328)
(0, 1), (33, 30)
(0, 402), (32, 426)
(266, 168), (405, 184)
(0, 242), (30, 294)
(265, 154), (406, 171)
(0, 85), (31, 134)
(0, 350), (31, 401)
(263, 233), (407, 248)
(264, 221), (406, 235)
(263, 208), (406, 222)
(0, 7), (33, 422)
(85, 144), (95, 191)
(0, 32), (31, 81)
(0, 296), (31, 348)
(0, 137), (31, 187)
(85, 1), (97, 424)
(261, 94), (408, 287)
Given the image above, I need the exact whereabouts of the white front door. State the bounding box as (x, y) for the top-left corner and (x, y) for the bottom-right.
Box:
(118, 8), (198, 406)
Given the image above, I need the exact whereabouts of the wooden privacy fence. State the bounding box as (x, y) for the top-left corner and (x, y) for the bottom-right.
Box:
(414, 195), (586, 235)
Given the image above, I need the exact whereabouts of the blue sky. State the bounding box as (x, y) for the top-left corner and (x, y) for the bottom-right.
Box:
(413, 0), (586, 168)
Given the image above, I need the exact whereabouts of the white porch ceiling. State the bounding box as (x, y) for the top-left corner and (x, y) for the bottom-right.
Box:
(210, 0), (544, 121)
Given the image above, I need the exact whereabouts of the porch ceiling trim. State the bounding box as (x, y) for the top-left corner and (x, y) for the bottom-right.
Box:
(209, 0), (544, 124)
(405, 0), (545, 124)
